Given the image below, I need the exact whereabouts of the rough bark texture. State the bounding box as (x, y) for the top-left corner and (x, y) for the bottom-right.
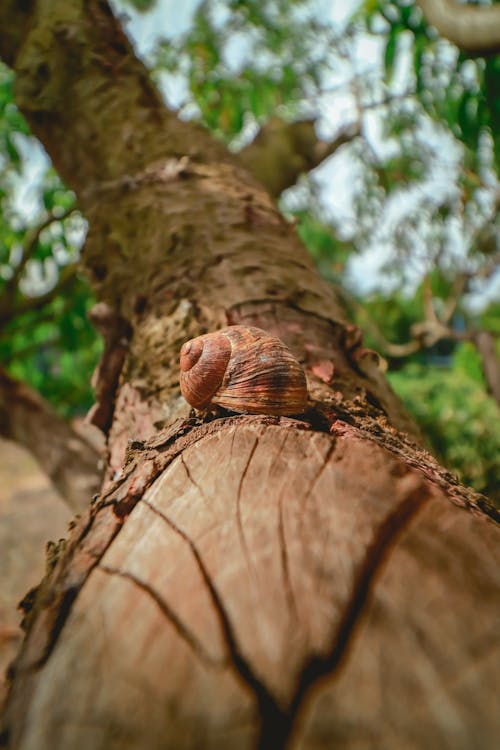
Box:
(0, 2), (499, 749)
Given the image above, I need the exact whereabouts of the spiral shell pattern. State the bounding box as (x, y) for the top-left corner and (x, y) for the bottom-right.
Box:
(179, 326), (307, 415)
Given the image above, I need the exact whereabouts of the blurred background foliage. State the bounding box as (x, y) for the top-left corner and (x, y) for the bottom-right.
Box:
(1, 0), (499, 501)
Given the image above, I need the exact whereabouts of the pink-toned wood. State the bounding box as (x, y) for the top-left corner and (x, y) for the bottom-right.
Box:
(0, 440), (71, 713)
(6, 419), (499, 749)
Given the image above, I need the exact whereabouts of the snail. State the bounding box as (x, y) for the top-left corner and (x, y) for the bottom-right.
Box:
(179, 325), (308, 415)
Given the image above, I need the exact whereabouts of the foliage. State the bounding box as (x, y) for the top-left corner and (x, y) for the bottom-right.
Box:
(366, 0), (500, 167)
(0, 65), (30, 174)
(350, 0), (500, 280)
(389, 354), (500, 503)
(295, 210), (352, 282)
(297, 211), (500, 500)
(151, 0), (341, 142)
(0, 278), (101, 416)
(0, 63), (100, 415)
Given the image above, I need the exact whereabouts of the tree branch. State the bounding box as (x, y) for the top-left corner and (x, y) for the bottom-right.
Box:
(239, 91), (413, 198)
(338, 283), (469, 359)
(0, 0), (33, 66)
(473, 330), (500, 408)
(422, 275), (439, 324)
(239, 119), (360, 197)
(0, 263), (78, 328)
(342, 291), (423, 357)
(86, 302), (132, 434)
(416, 0), (500, 56)
(7, 206), (77, 296)
(0, 367), (103, 512)
(441, 273), (468, 325)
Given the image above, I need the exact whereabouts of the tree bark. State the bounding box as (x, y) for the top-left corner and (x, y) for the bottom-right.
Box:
(416, 0), (500, 56)
(0, 2), (499, 749)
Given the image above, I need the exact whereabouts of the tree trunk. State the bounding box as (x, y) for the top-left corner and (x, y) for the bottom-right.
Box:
(0, 3), (499, 749)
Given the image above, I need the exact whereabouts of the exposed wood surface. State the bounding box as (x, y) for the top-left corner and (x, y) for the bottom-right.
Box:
(5, 418), (499, 750)
(0, 439), (71, 713)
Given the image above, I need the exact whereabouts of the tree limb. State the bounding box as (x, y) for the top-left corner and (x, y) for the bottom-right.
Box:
(422, 275), (439, 324)
(473, 330), (500, 408)
(239, 92), (413, 198)
(441, 273), (468, 325)
(0, 367), (103, 512)
(86, 302), (132, 434)
(338, 283), (469, 359)
(416, 0), (500, 56)
(7, 206), (77, 295)
(239, 119), (360, 197)
(0, 263), (78, 328)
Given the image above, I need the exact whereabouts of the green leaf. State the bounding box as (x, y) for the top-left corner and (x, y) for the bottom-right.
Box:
(384, 32), (397, 81)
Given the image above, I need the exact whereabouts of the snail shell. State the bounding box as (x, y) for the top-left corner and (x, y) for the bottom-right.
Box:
(179, 325), (308, 415)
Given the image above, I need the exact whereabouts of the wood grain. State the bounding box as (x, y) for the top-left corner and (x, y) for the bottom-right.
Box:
(5, 420), (499, 749)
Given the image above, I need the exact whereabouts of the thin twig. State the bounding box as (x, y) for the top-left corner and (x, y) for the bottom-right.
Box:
(6, 205), (78, 294)
(0, 263), (78, 328)
(441, 272), (468, 325)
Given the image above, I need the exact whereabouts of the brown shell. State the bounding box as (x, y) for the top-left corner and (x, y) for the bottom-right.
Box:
(179, 326), (308, 415)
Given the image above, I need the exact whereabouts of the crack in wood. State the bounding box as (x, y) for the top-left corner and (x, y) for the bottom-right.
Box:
(103, 442), (432, 750)
(235, 437), (259, 575)
(98, 564), (222, 668)
(21, 512), (124, 671)
(33, 587), (79, 669)
(278, 478), (432, 750)
(13, 419), (315, 684)
(142, 498), (289, 747)
(180, 454), (209, 504)
(300, 441), (337, 511)
(9, 417), (470, 750)
(277, 488), (299, 626)
(270, 430), (300, 625)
